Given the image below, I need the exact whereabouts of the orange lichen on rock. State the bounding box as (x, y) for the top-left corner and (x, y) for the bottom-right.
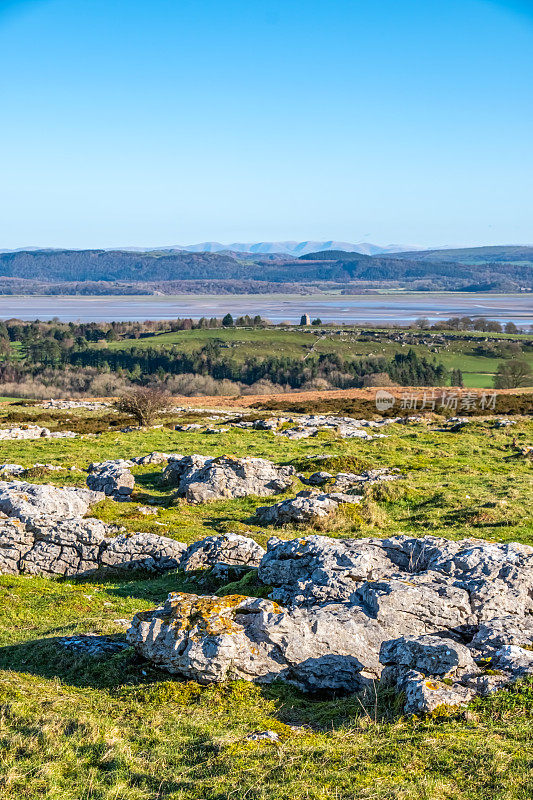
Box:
(166, 592), (250, 636)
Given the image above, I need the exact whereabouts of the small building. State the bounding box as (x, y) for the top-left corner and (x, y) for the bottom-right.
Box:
(300, 313), (311, 326)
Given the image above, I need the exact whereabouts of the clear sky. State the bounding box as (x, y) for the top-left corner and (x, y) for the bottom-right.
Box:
(0, 0), (532, 249)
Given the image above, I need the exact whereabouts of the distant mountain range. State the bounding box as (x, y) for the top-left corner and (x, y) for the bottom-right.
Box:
(172, 241), (424, 256)
(0, 241), (423, 256)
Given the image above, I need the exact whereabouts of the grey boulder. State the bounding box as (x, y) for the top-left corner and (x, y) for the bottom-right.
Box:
(399, 670), (476, 716)
(87, 460), (135, 498)
(180, 533), (265, 572)
(127, 591), (384, 691)
(163, 455), (295, 503)
(380, 634), (478, 680)
(255, 491), (361, 526)
(0, 480), (103, 523)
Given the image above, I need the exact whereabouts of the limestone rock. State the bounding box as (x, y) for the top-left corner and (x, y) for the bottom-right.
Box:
(0, 425), (77, 440)
(303, 471), (334, 486)
(0, 518), (34, 573)
(0, 480), (103, 523)
(131, 452), (173, 466)
(400, 670), (476, 715)
(258, 534), (533, 621)
(470, 616), (533, 655)
(57, 634), (130, 656)
(163, 455), (295, 503)
(299, 468), (400, 492)
(490, 645), (533, 676)
(0, 464), (25, 476)
(379, 634), (478, 681)
(180, 533), (265, 572)
(127, 591), (383, 690)
(87, 460), (135, 498)
(128, 533), (533, 705)
(255, 491), (361, 526)
(98, 532), (186, 573)
(0, 516), (185, 577)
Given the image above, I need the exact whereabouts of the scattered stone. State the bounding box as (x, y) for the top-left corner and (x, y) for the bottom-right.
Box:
(207, 563), (253, 582)
(470, 616), (533, 654)
(490, 645), (533, 676)
(174, 423), (202, 431)
(435, 417), (469, 433)
(278, 427), (318, 440)
(299, 468), (400, 492)
(57, 634), (129, 656)
(98, 532), (186, 573)
(0, 464), (25, 476)
(246, 730), (280, 742)
(131, 452), (173, 466)
(0, 425), (77, 440)
(41, 400), (111, 410)
(162, 455), (295, 503)
(380, 635), (478, 682)
(137, 505), (158, 516)
(302, 471), (334, 486)
(180, 533), (266, 572)
(253, 419), (286, 431)
(398, 670), (476, 715)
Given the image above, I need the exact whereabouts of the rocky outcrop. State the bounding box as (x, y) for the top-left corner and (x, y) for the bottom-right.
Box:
(87, 460), (135, 498)
(0, 480), (103, 523)
(299, 468), (400, 491)
(255, 491), (361, 525)
(0, 476), (186, 577)
(0, 426), (77, 440)
(258, 535), (533, 615)
(128, 534), (533, 708)
(127, 592), (383, 691)
(162, 455), (295, 503)
(0, 464), (26, 476)
(379, 624), (533, 715)
(243, 415), (398, 440)
(180, 533), (266, 572)
(0, 516), (186, 577)
(41, 400), (111, 410)
(98, 532), (186, 574)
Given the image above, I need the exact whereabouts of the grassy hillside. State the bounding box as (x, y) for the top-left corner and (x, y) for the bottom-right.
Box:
(0, 405), (531, 798)
(99, 326), (533, 388)
(388, 245), (533, 266)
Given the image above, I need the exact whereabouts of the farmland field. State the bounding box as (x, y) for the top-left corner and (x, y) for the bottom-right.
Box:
(98, 326), (533, 389)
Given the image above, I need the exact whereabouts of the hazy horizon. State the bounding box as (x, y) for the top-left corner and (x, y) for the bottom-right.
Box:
(2, 240), (533, 255)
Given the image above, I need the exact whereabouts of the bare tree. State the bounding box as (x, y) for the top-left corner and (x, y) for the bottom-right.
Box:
(115, 386), (170, 426)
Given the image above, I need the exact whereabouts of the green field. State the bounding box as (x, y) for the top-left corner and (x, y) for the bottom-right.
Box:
(0, 404), (532, 798)
(99, 326), (533, 389)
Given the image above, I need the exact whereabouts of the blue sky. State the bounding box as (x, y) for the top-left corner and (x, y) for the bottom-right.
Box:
(0, 0), (532, 249)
